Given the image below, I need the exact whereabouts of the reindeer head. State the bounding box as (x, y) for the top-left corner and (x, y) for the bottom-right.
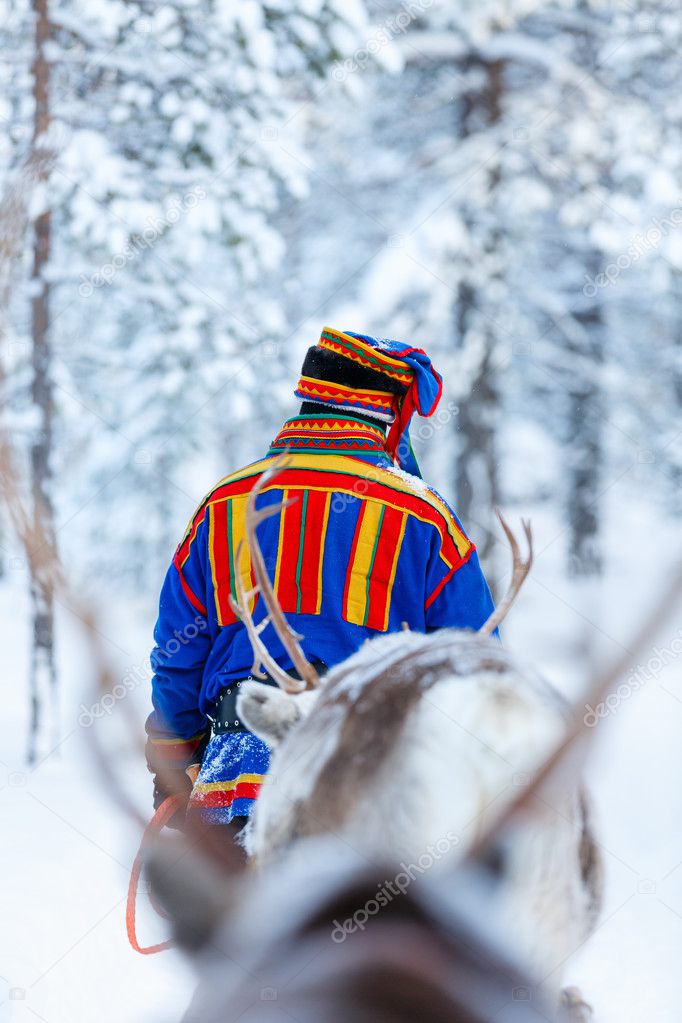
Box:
(237, 681), (320, 747)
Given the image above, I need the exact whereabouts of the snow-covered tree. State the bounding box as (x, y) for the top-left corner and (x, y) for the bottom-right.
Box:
(279, 0), (681, 581)
(50, 0), (374, 574)
(1, 0), (373, 754)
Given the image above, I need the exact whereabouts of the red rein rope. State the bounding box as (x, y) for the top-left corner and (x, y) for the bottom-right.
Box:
(126, 795), (182, 955)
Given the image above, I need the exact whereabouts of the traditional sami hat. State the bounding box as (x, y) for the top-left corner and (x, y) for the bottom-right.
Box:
(295, 326), (443, 477)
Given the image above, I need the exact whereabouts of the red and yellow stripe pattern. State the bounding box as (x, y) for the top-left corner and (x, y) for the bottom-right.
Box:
(175, 453), (472, 628)
(294, 376), (397, 418)
(270, 415), (389, 456)
(274, 488), (331, 614)
(173, 508), (209, 616)
(318, 326), (415, 386)
(190, 771), (264, 809)
(148, 730), (208, 764)
(207, 493), (257, 626)
(343, 501), (408, 631)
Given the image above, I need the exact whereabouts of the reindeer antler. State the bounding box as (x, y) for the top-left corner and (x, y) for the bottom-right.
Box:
(228, 453), (321, 694)
(478, 509), (533, 636)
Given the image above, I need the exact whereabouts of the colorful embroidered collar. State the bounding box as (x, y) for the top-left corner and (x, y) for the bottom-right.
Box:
(269, 414), (391, 463)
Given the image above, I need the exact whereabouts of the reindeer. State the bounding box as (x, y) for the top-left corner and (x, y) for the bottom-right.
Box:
(141, 467), (682, 1022)
(150, 825), (563, 1023)
(221, 458), (602, 1019)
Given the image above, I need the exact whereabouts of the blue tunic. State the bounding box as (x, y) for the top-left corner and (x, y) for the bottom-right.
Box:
(147, 418), (494, 823)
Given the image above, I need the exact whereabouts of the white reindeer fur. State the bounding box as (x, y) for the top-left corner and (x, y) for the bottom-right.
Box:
(237, 629), (601, 998)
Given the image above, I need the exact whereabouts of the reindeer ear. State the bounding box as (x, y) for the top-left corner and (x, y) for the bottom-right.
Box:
(237, 681), (315, 746)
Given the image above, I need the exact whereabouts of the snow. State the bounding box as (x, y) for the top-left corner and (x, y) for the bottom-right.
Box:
(382, 463), (430, 495)
(0, 584), (195, 1023)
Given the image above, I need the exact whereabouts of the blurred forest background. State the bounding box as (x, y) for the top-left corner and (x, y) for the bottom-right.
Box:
(1, 0), (681, 752)
(2, 4), (682, 1022)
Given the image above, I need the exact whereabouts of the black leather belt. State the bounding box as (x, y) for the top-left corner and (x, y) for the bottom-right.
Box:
(212, 677), (276, 734)
(212, 662), (327, 735)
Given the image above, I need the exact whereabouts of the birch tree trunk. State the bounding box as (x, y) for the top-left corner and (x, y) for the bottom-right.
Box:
(453, 57), (503, 565)
(566, 251), (603, 577)
(566, 7), (604, 578)
(27, 0), (57, 763)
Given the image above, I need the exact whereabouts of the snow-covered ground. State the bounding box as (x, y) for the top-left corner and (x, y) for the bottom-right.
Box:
(0, 583), (195, 1023)
(1, 469), (681, 1023)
